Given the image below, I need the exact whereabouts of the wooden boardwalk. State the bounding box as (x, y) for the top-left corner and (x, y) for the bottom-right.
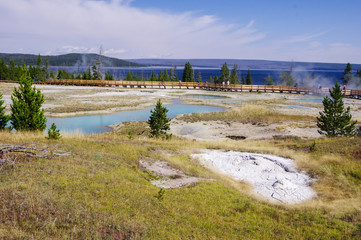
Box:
(2, 79), (361, 99)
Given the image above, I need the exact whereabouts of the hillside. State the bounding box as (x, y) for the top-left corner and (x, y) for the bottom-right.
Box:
(128, 58), (361, 70)
(0, 53), (143, 67)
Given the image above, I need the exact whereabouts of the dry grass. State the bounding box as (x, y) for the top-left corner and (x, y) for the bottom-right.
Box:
(1, 130), (360, 239)
(179, 104), (315, 125)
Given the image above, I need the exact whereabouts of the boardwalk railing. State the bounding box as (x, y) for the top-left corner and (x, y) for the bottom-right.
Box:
(2, 79), (360, 99)
(45, 79), (314, 94)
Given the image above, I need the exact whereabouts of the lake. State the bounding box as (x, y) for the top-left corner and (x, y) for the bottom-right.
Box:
(52, 67), (345, 87)
(47, 100), (225, 134)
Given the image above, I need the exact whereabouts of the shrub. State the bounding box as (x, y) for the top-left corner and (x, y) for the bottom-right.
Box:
(47, 123), (61, 140)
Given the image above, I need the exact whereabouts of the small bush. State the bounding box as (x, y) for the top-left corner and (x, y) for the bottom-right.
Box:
(47, 123), (61, 140)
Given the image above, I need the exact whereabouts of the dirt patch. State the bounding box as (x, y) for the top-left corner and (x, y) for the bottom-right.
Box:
(139, 159), (211, 188)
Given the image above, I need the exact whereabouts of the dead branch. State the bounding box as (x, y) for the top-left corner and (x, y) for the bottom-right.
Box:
(0, 143), (70, 168)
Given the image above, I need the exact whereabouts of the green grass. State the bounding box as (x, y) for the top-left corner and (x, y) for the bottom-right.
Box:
(0, 131), (361, 239)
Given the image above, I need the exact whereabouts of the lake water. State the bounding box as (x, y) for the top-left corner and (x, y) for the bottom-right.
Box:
(53, 67), (344, 87)
(47, 101), (225, 134)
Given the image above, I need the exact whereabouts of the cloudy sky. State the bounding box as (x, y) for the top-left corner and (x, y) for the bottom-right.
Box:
(1, 0), (360, 63)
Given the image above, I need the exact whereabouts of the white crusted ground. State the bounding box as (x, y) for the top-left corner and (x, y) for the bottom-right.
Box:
(191, 150), (316, 204)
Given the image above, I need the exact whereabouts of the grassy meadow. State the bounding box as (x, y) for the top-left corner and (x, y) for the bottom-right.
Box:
(1, 129), (361, 239)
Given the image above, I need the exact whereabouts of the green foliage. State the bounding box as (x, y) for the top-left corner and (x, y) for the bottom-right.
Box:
(147, 99), (170, 138)
(92, 65), (101, 80)
(158, 70), (164, 82)
(10, 68), (47, 131)
(182, 62), (193, 82)
(0, 92), (9, 129)
(171, 65), (177, 82)
(317, 82), (357, 137)
(220, 62), (230, 83)
(154, 188), (165, 200)
(47, 123), (61, 140)
(127, 131), (133, 140)
(341, 62), (353, 85)
(164, 69), (170, 82)
(126, 71), (133, 81)
(230, 64), (239, 84)
(150, 71), (157, 81)
(246, 69), (252, 85)
(242, 75), (246, 84)
(280, 71), (294, 86)
(105, 71), (114, 80)
(265, 74), (274, 85)
(196, 70), (202, 83)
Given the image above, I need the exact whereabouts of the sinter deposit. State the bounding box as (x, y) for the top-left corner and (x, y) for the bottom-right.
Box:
(192, 150), (316, 204)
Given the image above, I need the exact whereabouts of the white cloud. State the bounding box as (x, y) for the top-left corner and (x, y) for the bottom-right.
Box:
(0, 0), (265, 58)
(286, 31), (328, 43)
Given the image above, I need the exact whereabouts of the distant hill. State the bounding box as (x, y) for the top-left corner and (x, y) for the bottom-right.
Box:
(127, 59), (361, 71)
(0, 53), (143, 67)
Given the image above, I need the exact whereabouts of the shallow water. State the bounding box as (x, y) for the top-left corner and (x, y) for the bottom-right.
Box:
(280, 105), (312, 109)
(47, 101), (225, 134)
(186, 94), (228, 100)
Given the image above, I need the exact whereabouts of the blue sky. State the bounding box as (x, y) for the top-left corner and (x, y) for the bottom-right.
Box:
(0, 0), (360, 63)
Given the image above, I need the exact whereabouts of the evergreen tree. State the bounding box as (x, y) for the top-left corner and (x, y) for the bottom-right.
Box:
(266, 74), (274, 85)
(171, 65), (177, 82)
(0, 59), (8, 80)
(43, 58), (50, 80)
(164, 69), (170, 81)
(230, 64), (239, 84)
(341, 62), (353, 86)
(92, 65), (101, 80)
(147, 99), (170, 138)
(159, 70), (164, 82)
(0, 92), (9, 129)
(47, 123), (61, 140)
(182, 62), (193, 82)
(246, 69), (252, 85)
(242, 75), (246, 84)
(317, 82), (357, 137)
(220, 62), (230, 83)
(150, 71), (157, 81)
(196, 70), (202, 83)
(280, 71), (294, 86)
(141, 71), (145, 81)
(10, 68), (47, 131)
(126, 71), (133, 81)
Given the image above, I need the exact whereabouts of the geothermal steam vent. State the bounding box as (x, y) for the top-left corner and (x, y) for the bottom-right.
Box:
(191, 150), (316, 204)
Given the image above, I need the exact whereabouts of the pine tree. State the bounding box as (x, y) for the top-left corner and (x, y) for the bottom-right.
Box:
(196, 70), (202, 83)
(171, 65), (177, 82)
(150, 71), (156, 81)
(280, 71), (294, 86)
(141, 71), (145, 81)
(147, 99), (170, 138)
(317, 82), (357, 136)
(242, 75), (245, 84)
(159, 70), (164, 82)
(164, 69), (170, 82)
(266, 74), (274, 85)
(182, 62), (193, 82)
(220, 62), (230, 83)
(10, 68), (47, 131)
(341, 63), (353, 86)
(0, 92), (9, 129)
(246, 69), (252, 85)
(230, 64), (239, 84)
(126, 71), (133, 81)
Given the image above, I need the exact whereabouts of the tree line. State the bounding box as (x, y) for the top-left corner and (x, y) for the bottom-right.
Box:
(1, 55), (360, 87)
